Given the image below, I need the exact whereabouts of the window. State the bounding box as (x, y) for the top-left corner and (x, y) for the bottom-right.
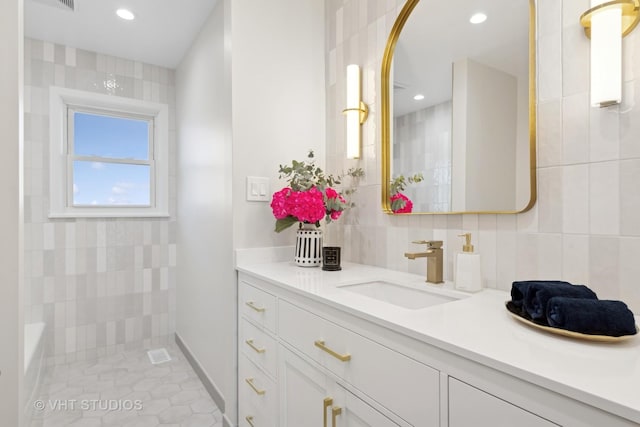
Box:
(49, 87), (169, 217)
(70, 110), (152, 207)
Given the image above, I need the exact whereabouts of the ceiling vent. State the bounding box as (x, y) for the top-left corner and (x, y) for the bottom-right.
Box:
(32, 0), (74, 12)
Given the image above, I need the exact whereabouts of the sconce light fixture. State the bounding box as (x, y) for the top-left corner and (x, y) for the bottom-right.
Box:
(343, 64), (369, 159)
(580, 0), (640, 107)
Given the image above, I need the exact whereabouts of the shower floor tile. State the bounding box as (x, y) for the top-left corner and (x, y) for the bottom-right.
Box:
(30, 343), (223, 427)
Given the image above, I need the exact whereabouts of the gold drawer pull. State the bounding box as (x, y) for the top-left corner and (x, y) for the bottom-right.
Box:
(314, 340), (351, 362)
(323, 397), (333, 427)
(246, 415), (255, 427)
(246, 339), (266, 354)
(246, 301), (266, 313)
(332, 406), (342, 427)
(245, 377), (266, 395)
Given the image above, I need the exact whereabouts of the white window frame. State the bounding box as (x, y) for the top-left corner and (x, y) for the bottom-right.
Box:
(49, 87), (169, 218)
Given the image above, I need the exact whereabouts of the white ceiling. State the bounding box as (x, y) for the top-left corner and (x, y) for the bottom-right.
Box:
(25, 0), (218, 69)
(393, 0), (529, 117)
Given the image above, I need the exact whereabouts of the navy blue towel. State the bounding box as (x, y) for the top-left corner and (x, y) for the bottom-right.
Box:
(547, 297), (637, 337)
(511, 281), (573, 317)
(521, 282), (597, 322)
(511, 281), (570, 309)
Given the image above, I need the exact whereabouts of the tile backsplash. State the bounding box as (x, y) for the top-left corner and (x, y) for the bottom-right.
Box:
(23, 38), (177, 364)
(394, 101), (452, 212)
(325, 0), (640, 314)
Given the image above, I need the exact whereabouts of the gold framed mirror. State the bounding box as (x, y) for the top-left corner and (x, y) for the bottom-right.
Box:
(381, 0), (537, 214)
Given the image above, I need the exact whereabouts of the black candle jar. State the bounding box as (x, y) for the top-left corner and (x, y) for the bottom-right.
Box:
(322, 246), (342, 271)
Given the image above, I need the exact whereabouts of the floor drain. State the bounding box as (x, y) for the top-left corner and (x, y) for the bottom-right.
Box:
(147, 348), (172, 365)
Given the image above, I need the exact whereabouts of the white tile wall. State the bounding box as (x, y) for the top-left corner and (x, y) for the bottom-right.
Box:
(325, 0), (640, 314)
(394, 102), (452, 212)
(23, 38), (177, 365)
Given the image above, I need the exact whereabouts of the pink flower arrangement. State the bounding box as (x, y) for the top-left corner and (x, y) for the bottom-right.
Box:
(390, 193), (413, 213)
(271, 186), (347, 231)
(325, 188), (347, 220)
(389, 173), (423, 214)
(270, 151), (363, 232)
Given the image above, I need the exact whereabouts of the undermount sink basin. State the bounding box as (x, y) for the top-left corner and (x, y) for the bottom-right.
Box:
(338, 280), (459, 309)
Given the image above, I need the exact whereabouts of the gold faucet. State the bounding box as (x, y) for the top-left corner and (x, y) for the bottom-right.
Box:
(404, 240), (444, 284)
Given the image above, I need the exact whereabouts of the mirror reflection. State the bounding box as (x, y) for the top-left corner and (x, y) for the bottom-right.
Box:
(383, 0), (536, 214)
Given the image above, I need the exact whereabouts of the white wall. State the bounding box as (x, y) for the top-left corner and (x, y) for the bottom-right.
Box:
(451, 60), (468, 213)
(0, 0), (23, 424)
(325, 0), (640, 315)
(176, 2), (324, 424)
(231, 0), (325, 249)
(453, 58), (517, 211)
(176, 0), (234, 424)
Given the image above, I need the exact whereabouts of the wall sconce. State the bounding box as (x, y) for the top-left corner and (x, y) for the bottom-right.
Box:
(343, 64), (369, 159)
(580, 0), (640, 107)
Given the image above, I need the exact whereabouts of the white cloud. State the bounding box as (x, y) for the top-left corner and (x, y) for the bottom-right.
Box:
(73, 184), (79, 194)
(91, 162), (106, 170)
(108, 196), (131, 205)
(112, 182), (134, 195)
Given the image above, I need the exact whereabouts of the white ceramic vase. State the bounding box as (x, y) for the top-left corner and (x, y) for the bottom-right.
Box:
(294, 223), (322, 267)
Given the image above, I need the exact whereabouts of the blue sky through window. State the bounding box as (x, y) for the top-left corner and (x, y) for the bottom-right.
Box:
(72, 112), (151, 206)
(74, 112), (149, 159)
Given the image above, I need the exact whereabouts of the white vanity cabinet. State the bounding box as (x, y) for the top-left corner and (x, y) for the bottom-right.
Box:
(278, 299), (440, 426)
(280, 345), (400, 427)
(237, 268), (640, 427)
(238, 281), (279, 427)
(238, 272), (439, 427)
(239, 353), (277, 427)
(448, 377), (558, 427)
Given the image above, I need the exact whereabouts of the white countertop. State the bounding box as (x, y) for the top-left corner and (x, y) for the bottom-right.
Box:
(236, 259), (640, 424)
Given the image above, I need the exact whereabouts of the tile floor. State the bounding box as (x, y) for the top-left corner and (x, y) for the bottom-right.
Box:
(29, 342), (223, 427)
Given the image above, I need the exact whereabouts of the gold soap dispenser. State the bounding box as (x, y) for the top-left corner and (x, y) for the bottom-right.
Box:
(455, 233), (482, 292)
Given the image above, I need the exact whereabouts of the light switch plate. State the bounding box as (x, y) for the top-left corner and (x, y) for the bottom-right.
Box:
(246, 176), (270, 202)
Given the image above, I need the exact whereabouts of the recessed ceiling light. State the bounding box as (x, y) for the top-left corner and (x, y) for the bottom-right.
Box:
(116, 8), (135, 21)
(469, 13), (487, 24)
(413, 94), (425, 101)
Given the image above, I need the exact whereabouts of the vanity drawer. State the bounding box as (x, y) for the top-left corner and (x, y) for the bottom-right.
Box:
(449, 378), (559, 427)
(239, 354), (277, 427)
(278, 299), (440, 427)
(239, 281), (277, 333)
(240, 319), (277, 378)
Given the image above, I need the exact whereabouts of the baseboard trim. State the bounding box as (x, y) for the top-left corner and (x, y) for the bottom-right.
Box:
(174, 333), (226, 414)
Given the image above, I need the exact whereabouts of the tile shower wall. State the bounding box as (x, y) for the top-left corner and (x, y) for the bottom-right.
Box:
(394, 101), (452, 212)
(325, 0), (640, 314)
(23, 38), (177, 364)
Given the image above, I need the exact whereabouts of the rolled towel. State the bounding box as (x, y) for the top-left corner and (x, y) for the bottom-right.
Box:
(523, 282), (597, 322)
(547, 297), (637, 337)
(510, 281), (531, 311)
(510, 281), (573, 317)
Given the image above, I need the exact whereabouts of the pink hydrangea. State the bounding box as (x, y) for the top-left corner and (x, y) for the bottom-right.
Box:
(285, 187), (325, 223)
(325, 187), (346, 220)
(271, 185), (351, 230)
(391, 192), (413, 213)
(325, 187), (339, 199)
(270, 187), (292, 219)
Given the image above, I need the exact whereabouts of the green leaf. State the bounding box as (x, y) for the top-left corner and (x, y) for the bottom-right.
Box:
(274, 216), (298, 233)
(391, 198), (406, 212)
